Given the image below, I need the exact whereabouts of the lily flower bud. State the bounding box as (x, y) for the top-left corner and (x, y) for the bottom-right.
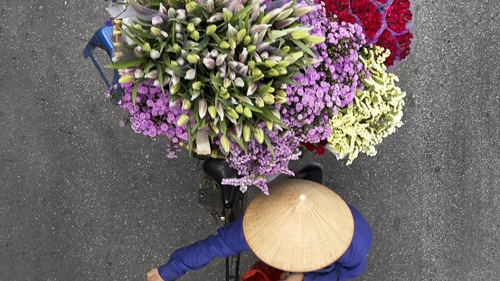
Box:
(243, 125), (252, 142)
(291, 29), (312, 40)
(262, 94), (275, 104)
(229, 70), (236, 81)
(205, 0), (215, 13)
(219, 41), (230, 49)
(150, 49), (161, 60)
(302, 35), (325, 45)
(152, 15), (163, 26)
(239, 47), (248, 63)
(174, 23), (182, 34)
(192, 81), (202, 90)
(254, 127), (264, 144)
(142, 43), (151, 52)
(187, 23), (195, 33)
(186, 1), (197, 13)
(227, 108), (239, 119)
(168, 7), (176, 18)
(250, 24), (271, 34)
(190, 30), (200, 41)
(252, 68), (262, 78)
(265, 121), (273, 131)
(275, 89), (286, 97)
(134, 46), (145, 56)
(217, 103), (224, 120)
(260, 14), (271, 24)
(235, 123), (243, 138)
(266, 6), (284, 21)
(255, 97), (265, 107)
(134, 69), (144, 78)
(118, 74), (134, 84)
(208, 105), (217, 119)
(159, 3), (168, 15)
(223, 8), (233, 22)
(185, 69), (196, 80)
(237, 29), (246, 43)
(229, 38), (236, 50)
(273, 18), (297, 29)
(191, 90), (201, 100)
(170, 83), (180, 94)
(171, 74), (180, 85)
(234, 77), (244, 88)
(292, 6), (312, 17)
(235, 104), (243, 114)
(134, 24), (143, 30)
(247, 82), (258, 96)
(267, 68), (280, 77)
(274, 96), (287, 104)
(187, 54), (200, 64)
(176, 9), (186, 20)
(223, 78), (232, 89)
(210, 49), (219, 57)
(182, 99), (192, 110)
(268, 30), (287, 40)
(203, 57), (216, 69)
(216, 54), (227, 66)
(198, 98), (207, 118)
(144, 70), (158, 79)
(209, 122), (219, 134)
(256, 42), (271, 52)
(172, 43), (181, 53)
(176, 114), (190, 126)
(243, 107), (252, 118)
(220, 134), (230, 153)
(240, 96), (253, 105)
(239, 65), (248, 76)
(160, 30), (169, 38)
(243, 35), (251, 46)
(227, 23), (238, 37)
(207, 12), (223, 23)
(189, 17), (202, 26)
(276, 8), (294, 21)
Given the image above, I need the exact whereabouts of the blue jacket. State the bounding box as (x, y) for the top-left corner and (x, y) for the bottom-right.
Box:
(158, 205), (372, 281)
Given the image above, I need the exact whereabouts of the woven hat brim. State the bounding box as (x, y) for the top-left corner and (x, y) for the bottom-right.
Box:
(243, 179), (354, 272)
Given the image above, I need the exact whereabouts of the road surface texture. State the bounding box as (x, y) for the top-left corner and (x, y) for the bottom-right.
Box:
(0, 0), (499, 280)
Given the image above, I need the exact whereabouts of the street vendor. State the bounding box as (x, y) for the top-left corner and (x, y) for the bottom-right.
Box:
(147, 164), (372, 281)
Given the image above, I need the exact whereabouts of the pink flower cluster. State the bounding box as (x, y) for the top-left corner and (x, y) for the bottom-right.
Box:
(222, 125), (301, 195)
(280, 3), (368, 144)
(112, 81), (191, 157)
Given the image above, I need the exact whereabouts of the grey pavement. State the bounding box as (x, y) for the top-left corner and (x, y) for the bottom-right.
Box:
(1, 0), (499, 280)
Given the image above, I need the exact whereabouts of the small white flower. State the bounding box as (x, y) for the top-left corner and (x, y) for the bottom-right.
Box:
(185, 69), (196, 80)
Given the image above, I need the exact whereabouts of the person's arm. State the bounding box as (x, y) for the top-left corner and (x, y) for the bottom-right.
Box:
(152, 216), (250, 281)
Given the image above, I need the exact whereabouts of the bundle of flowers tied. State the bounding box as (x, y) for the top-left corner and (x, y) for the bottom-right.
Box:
(104, 0), (413, 194)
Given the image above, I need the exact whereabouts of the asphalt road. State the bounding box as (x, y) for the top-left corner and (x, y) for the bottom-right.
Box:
(1, 0), (499, 280)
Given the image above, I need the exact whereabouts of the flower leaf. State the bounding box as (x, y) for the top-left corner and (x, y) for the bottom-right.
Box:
(107, 57), (145, 69)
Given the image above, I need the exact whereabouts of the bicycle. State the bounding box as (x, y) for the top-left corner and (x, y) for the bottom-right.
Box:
(200, 158), (247, 281)
(83, 26), (247, 281)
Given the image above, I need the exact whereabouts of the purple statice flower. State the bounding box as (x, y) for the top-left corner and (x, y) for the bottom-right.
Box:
(116, 80), (191, 157)
(281, 3), (369, 145)
(221, 123), (301, 195)
(103, 18), (113, 26)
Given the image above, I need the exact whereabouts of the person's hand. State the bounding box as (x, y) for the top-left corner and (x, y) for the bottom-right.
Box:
(279, 272), (304, 281)
(146, 268), (164, 281)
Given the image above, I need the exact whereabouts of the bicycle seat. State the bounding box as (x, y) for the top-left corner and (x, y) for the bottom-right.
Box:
(202, 158), (239, 209)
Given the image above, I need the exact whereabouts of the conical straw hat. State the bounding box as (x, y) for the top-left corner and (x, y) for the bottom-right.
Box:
(242, 179), (354, 272)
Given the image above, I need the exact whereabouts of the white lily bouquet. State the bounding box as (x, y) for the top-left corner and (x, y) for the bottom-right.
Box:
(105, 0), (325, 193)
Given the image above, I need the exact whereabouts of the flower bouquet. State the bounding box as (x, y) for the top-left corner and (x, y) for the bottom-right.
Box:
(103, 0), (412, 194)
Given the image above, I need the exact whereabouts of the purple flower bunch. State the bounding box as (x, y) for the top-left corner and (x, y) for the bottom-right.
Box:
(112, 81), (191, 157)
(222, 123), (301, 195)
(280, 3), (369, 144)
